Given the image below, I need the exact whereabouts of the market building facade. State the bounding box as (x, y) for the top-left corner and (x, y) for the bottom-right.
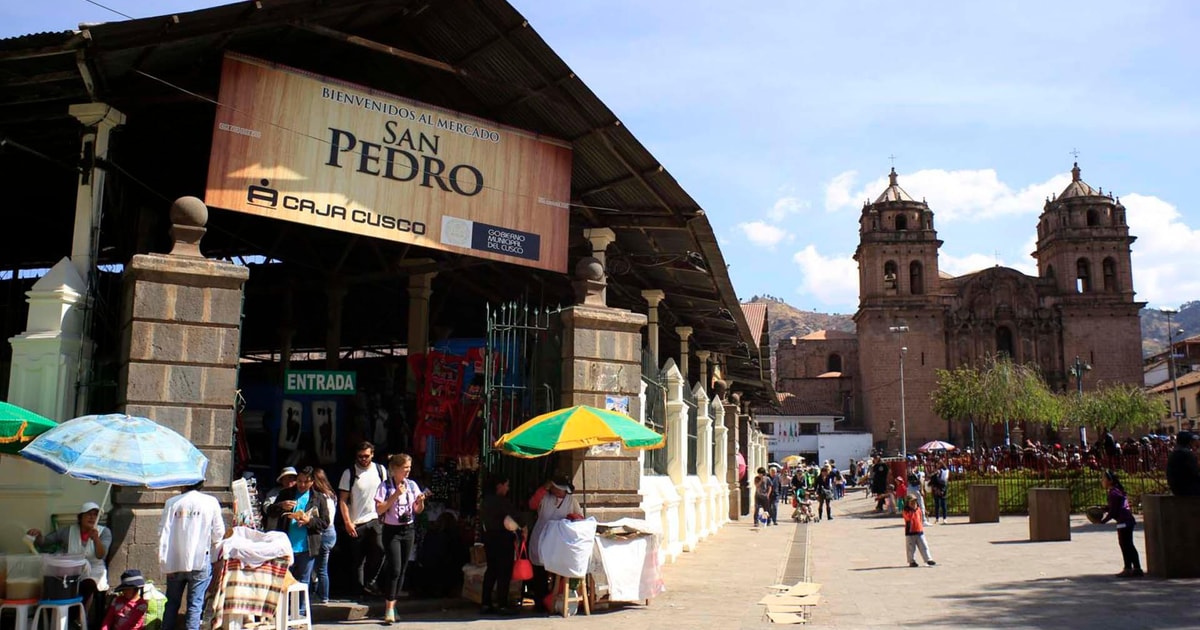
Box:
(0, 0), (772, 580)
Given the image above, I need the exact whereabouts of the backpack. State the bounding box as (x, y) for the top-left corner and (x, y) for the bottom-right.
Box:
(346, 462), (387, 491)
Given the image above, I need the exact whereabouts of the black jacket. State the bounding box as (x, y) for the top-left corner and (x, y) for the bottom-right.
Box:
(267, 487), (331, 554)
(1166, 447), (1200, 497)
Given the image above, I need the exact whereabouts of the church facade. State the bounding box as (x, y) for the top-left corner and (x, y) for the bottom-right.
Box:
(775, 164), (1144, 451)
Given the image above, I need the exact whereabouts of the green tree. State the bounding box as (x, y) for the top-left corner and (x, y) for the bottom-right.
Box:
(931, 355), (1064, 440)
(1064, 383), (1167, 432)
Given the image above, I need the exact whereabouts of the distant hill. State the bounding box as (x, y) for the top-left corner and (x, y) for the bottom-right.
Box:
(749, 295), (1200, 359)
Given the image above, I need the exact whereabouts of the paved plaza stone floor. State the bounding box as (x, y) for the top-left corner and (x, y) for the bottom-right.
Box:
(313, 491), (1200, 629)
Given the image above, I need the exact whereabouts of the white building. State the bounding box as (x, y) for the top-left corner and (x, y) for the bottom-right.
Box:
(758, 393), (873, 469)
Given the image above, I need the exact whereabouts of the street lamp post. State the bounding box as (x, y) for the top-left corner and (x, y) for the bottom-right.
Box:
(1069, 355), (1091, 445)
(899, 346), (908, 457)
(889, 324), (910, 456)
(1163, 307), (1183, 433)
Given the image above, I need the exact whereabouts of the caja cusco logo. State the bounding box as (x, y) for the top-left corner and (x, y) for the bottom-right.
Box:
(246, 179), (426, 234)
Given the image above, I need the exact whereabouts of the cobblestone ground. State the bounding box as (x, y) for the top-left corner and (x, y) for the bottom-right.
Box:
(312, 491), (1200, 629)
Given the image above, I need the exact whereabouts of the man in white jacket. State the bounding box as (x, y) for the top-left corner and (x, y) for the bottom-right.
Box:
(159, 481), (225, 630)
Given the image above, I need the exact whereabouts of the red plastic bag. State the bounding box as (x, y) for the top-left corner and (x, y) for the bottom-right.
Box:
(512, 538), (533, 581)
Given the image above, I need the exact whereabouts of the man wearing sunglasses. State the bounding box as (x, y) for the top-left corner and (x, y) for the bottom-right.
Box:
(338, 441), (388, 599)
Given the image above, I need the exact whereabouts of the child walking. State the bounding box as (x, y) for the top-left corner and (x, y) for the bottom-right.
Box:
(903, 497), (936, 567)
(1099, 470), (1143, 577)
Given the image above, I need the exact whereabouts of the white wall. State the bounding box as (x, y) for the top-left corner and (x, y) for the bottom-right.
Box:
(816, 433), (874, 469)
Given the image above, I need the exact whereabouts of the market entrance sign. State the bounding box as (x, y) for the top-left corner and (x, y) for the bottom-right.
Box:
(285, 370), (357, 395)
(204, 54), (571, 272)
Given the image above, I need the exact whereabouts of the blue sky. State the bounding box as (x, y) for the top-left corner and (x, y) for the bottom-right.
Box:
(7, 1), (1199, 314)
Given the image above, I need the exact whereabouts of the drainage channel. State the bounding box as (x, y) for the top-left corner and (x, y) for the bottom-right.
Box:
(777, 520), (810, 585)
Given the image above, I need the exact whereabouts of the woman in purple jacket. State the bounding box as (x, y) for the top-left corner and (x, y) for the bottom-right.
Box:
(1100, 470), (1142, 578)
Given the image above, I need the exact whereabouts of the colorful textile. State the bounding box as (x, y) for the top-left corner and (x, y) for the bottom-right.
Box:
(209, 558), (289, 628)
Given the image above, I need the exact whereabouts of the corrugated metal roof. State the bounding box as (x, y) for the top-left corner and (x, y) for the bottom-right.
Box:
(0, 0), (774, 400)
(740, 302), (767, 347)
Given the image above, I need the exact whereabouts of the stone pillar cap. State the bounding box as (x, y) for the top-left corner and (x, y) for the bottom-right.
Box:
(168, 196), (208, 258)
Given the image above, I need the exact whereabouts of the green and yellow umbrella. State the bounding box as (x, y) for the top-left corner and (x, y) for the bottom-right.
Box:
(495, 405), (664, 458)
(0, 401), (57, 455)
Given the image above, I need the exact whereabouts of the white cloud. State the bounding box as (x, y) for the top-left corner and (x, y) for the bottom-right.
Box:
(824, 170), (858, 212)
(792, 245), (858, 306)
(823, 168), (1071, 222)
(1123, 193), (1200, 308)
(738, 221), (790, 249)
(766, 196), (810, 222)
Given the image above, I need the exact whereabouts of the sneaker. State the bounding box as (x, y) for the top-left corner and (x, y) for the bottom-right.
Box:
(381, 613), (395, 626)
(1115, 569), (1133, 578)
(364, 583), (383, 597)
(1130, 568), (1144, 577)
(927, 560), (937, 566)
(909, 561), (919, 567)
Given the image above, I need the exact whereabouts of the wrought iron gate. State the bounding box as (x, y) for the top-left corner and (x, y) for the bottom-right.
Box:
(480, 300), (562, 501)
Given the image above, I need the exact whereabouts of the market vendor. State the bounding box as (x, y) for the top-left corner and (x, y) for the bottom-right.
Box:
(27, 501), (111, 617)
(527, 474), (581, 612)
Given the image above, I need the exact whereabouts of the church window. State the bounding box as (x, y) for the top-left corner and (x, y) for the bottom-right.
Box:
(1087, 209), (1100, 226)
(1103, 257), (1117, 291)
(996, 326), (1015, 358)
(1076, 258), (1092, 293)
(896, 214), (908, 231)
(827, 354), (843, 373)
(910, 261), (924, 295)
(884, 261), (898, 289)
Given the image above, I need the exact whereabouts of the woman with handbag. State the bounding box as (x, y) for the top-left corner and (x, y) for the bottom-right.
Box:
(479, 472), (525, 615)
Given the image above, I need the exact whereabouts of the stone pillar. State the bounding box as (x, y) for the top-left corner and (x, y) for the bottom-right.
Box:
(107, 197), (249, 582)
(68, 104), (125, 280)
(663, 360), (688, 488)
(696, 350), (710, 393)
(406, 271), (436, 357)
(694, 385), (716, 539)
(0, 258), (107, 545)
(641, 289), (665, 364)
(676, 326), (693, 384)
(325, 282), (346, 369)
(736, 397), (750, 517)
(711, 399), (729, 525)
(559, 265), (648, 522)
(724, 400), (741, 520)
(584, 228), (616, 305)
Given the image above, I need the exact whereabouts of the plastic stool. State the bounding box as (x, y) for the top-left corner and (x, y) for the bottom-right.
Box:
(31, 598), (85, 630)
(0, 599), (38, 630)
(275, 583), (310, 630)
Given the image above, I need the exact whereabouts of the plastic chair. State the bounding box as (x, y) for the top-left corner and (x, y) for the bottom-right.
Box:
(0, 599), (38, 630)
(275, 582), (310, 630)
(31, 598), (85, 630)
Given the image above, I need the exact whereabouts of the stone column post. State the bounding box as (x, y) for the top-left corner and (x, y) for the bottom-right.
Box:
(107, 198), (248, 582)
(407, 271), (436, 357)
(695, 350), (710, 394)
(676, 326), (693, 384)
(584, 228), (616, 305)
(324, 282), (346, 369)
(560, 253), (648, 522)
(712, 399), (729, 524)
(641, 290), (665, 364)
(663, 360), (687, 487)
(694, 385), (715, 538)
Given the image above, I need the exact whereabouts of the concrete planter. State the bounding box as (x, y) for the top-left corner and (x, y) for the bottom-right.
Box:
(968, 485), (999, 523)
(1142, 494), (1200, 578)
(1027, 488), (1070, 541)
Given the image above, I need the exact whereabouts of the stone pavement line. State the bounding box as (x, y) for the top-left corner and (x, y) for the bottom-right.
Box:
(315, 519), (798, 630)
(803, 493), (1200, 629)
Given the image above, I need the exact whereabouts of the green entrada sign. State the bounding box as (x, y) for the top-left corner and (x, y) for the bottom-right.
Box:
(285, 370), (357, 394)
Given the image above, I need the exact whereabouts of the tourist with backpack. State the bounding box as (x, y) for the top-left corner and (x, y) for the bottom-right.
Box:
(338, 441), (387, 600)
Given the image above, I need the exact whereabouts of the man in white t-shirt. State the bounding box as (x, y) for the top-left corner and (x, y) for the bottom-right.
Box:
(338, 441), (386, 598)
(159, 481), (225, 630)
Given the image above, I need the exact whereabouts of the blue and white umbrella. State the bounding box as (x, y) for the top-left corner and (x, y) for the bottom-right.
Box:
(20, 413), (208, 488)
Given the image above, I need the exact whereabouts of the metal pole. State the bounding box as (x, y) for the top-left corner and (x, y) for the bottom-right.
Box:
(1167, 310), (1182, 433)
(900, 346), (908, 457)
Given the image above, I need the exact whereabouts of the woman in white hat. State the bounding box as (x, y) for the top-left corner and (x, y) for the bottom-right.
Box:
(27, 502), (111, 614)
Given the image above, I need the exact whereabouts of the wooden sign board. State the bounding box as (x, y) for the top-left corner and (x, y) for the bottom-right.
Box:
(205, 54), (572, 272)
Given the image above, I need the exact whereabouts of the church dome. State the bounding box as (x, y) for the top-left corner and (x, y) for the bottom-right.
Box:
(874, 167), (916, 203)
(1057, 162), (1100, 199)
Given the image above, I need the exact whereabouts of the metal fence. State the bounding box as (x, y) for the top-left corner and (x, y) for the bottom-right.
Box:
(642, 347), (667, 475)
(942, 468), (1169, 515)
(481, 300), (562, 513)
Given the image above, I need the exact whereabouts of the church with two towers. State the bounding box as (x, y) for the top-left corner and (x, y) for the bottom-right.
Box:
(774, 163), (1145, 450)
